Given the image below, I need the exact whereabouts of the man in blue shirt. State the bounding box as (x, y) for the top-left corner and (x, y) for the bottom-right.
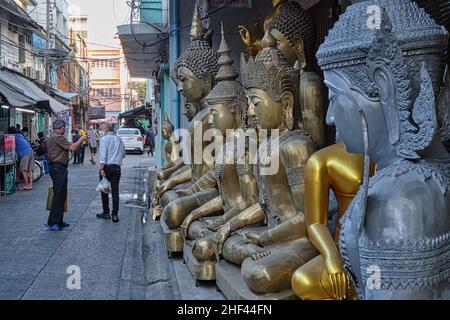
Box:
(97, 122), (126, 223)
(8, 127), (34, 190)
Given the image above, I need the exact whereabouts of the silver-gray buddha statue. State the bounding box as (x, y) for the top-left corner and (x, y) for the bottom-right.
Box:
(316, 0), (450, 299)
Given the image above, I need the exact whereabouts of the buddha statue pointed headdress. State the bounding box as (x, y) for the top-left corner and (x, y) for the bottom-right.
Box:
(241, 46), (298, 103)
(206, 23), (247, 117)
(174, 4), (219, 86)
(317, 0), (448, 159)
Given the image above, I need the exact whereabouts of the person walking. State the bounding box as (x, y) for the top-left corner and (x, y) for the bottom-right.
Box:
(8, 127), (34, 190)
(71, 129), (80, 164)
(97, 122), (125, 223)
(146, 127), (155, 157)
(78, 127), (87, 164)
(87, 126), (99, 164)
(45, 119), (86, 231)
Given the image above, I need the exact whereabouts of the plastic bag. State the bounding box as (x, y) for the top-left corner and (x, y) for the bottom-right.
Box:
(96, 177), (110, 194)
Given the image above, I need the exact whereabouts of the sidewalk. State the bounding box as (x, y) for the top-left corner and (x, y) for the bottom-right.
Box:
(0, 153), (164, 299)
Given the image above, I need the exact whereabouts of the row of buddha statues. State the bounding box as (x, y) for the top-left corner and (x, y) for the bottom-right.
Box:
(151, 0), (450, 300)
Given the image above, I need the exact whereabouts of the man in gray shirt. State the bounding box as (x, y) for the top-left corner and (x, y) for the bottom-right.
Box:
(97, 122), (126, 223)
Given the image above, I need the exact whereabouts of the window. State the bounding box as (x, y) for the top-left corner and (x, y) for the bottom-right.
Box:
(18, 35), (25, 64)
(8, 23), (17, 33)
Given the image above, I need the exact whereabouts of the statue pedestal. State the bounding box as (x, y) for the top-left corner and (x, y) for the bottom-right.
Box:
(183, 241), (216, 282)
(161, 217), (184, 253)
(215, 260), (299, 300)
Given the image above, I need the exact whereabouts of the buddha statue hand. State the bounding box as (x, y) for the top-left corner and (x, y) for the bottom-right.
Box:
(176, 188), (192, 197)
(243, 231), (261, 245)
(205, 218), (224, 231)
(156, 180), (170, 199)
(324, 254), (351, 300)
(157, 171), (165, 181)
(239, 25), (252, 47)
(180, 209), (202, 238)
(213, 223), (232, 256)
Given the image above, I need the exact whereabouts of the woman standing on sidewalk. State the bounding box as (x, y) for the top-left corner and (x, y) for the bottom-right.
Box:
(8, 127), (35, 190)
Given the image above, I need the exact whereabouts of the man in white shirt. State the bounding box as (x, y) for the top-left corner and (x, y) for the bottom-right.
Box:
(97, 122), (126, 223)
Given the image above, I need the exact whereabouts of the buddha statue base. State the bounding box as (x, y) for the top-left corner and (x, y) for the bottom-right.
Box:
(215, 260), (298, 300)
(160, 216), (184, 253)
(183, 241), (217, 282)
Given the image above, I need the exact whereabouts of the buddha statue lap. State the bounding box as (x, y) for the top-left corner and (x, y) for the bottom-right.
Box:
(303, 0), (450, 300)
(209, 47), (318, 298)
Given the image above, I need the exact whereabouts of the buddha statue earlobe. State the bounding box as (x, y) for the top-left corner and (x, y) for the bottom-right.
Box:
(296, 36), (306, 71)
(282, 91), (295, 131)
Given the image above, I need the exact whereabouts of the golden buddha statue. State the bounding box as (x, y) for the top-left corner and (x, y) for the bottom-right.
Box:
(262, 0), (326, 148)
(291, 143), (376, 300)
(178, 24), (259, 283)
(153, 5), (221, 254)
(152, 114), (183, 220)
(211, 47), (318, 299)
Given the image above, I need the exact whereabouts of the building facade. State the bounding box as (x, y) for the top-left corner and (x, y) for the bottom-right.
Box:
(88, 48), (127, 130)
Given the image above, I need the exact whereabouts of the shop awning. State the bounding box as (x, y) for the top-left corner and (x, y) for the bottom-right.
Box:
(51, 89), (79, 102)
(118, 104), (152, 120)
(0, 68), (69, 114)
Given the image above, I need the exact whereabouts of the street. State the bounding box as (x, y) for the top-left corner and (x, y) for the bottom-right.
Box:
(0, 151), (224, 300)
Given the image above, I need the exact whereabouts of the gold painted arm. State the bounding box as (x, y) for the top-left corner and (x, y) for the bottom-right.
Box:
(262, 214), (307, 245)
(180, 196), (223, 238)
(177, 169), (217, 196)
(215, 203), (265, 255)
(304, 151), (337, 252)
(226, 203), (265, 233)
(196, 196), (223, 216)
(157, 168), (192, 198)
(158, 161), (185, 180)
(205, 202), (247, 231)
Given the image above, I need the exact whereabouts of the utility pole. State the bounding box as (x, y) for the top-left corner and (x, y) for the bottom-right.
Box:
(45, 0), (52, 93)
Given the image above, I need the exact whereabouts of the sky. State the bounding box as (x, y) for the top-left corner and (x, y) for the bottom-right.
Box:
(68, 0), (131, 49)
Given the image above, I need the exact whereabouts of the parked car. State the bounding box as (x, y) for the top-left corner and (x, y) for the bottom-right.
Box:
(117, 128), (144, 154)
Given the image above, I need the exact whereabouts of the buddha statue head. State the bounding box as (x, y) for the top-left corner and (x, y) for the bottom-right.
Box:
(262, 1), (315, 70)
(173, 4), (219, 114)
(317, 0), (448, 165)
(241, 46), (299, 132)
(162, 113), (174, 141)
(206, 23), (247, 136)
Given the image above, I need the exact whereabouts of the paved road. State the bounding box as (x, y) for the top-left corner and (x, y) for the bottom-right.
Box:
(0, 151), (224, 300)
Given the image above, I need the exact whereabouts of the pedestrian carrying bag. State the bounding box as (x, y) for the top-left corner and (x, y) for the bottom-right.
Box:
(46, 186), (68, 213)
(96, 177), (110, 194)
